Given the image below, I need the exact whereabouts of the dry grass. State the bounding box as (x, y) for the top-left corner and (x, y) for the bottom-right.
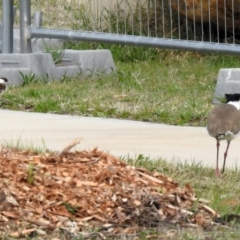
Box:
(14, 0), (176, 38)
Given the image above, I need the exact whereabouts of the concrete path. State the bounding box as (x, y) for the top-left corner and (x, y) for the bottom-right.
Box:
(1, 109), (240, 170)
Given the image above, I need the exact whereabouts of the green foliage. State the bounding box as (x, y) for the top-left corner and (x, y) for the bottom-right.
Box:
(63, 41), (161, 63)
(19, 72), (39, 86)
(27, 162), (35, 185)
(19, 71), (49, 87)
(40, 40), (64, 65)
(63, 202), (79, 215)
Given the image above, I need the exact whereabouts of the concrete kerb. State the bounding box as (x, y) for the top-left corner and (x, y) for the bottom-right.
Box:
(0, 30), (116, 85)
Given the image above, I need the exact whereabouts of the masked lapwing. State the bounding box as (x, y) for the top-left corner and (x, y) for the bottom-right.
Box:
(207, 93), (240, 176)
(0, 78), (8, 95)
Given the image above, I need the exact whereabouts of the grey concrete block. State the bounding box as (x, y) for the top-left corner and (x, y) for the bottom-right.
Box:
(62, 49), (115, 74)
(0, 29), (116, 85)
(0, 49), (115, 85)
(213, 68), (240, 103)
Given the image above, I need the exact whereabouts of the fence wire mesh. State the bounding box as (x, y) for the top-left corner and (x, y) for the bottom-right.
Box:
(0, 0), (237, 53)
(30, 0), (239, 45)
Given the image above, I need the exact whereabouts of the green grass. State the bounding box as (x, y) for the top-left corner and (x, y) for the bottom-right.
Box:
(3, 49), (240, 126)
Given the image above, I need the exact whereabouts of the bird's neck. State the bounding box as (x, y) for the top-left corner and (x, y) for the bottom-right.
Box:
(228, 101), (240, 110)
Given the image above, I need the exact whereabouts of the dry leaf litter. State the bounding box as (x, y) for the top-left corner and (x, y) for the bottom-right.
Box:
(0, 140), (220, 238)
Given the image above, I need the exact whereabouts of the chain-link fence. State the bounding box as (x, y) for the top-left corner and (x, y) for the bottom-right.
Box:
(3, 0), (240, 54)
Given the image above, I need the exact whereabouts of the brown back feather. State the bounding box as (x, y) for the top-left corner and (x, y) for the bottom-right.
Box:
(207, 104), (240, 137)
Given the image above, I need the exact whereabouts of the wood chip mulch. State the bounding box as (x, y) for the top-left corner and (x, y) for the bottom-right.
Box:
(0, 140), (220, 238)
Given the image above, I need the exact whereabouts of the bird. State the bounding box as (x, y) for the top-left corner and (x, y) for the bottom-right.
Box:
(207, 93), (240, 176)
(0, 77), (8, 95)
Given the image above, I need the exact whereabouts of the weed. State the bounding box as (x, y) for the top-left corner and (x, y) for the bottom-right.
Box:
(3, 138), (48, 154)
(63, 202), (79, 215)
(40, 39), (64, 65)
(19, 72), (39, 86)
(27, 162), (35, 185)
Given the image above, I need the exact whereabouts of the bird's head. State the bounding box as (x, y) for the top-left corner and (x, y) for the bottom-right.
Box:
(0, 77), (8, 95)
(225, 93), (240, 103)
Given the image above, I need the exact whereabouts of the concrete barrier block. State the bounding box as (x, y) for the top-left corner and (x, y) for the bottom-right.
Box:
(213, 68), (240, 103)
(0, 29), (116, 85)
(0, 49), (115, 85)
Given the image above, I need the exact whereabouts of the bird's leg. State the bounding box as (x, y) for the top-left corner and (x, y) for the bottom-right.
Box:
(222, 140), (231, 174)
(216, 139), (220, 177)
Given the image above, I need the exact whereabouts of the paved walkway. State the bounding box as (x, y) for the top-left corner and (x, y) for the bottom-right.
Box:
(1, 109), (240, 170)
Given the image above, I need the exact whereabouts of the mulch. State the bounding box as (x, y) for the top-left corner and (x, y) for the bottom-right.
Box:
(0, 139), (221, 238)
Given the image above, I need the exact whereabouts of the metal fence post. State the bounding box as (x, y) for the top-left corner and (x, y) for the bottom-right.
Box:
(20, 0), (32, 53)
(2, 0), (14, 53)
(33, 11), (42, 28)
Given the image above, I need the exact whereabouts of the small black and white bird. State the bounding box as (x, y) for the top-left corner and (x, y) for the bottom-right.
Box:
(0, 77), (8, 95)
(207, 93), (240, 176)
